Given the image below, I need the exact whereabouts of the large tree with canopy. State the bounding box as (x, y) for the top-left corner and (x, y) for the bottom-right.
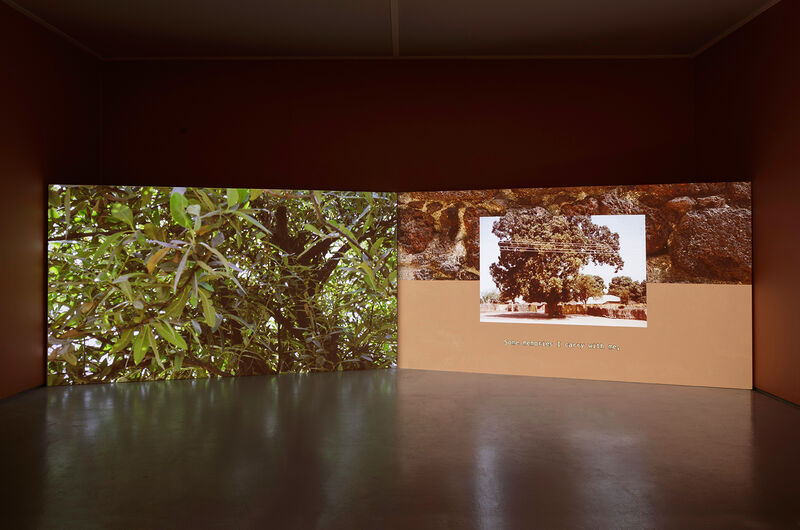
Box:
(489, 208), (623, 316)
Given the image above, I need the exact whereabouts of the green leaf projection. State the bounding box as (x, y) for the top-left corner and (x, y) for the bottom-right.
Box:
(47, 186), (397, 385)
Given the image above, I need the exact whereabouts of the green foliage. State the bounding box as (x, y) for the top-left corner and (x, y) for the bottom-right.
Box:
(47, 186), (397, 385)
(489, 208), (623, 316)
(573, 274), (605, 306)
(608, 276), (646, 304)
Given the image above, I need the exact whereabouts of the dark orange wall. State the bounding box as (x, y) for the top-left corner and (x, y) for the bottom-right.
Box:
(0, 4), (101, 399)
(696, 0), (800, 405)
(101, 59), (696, 191)
(9, 1), (796, 401)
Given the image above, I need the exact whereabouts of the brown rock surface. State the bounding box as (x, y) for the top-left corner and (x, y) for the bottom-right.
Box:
(463, 207), (489, 270)
(665, 196), (695, 218)
(638, 183), (691, 205)
(638, 182), (726, 203)
(644, 208), (672, 255)
(398, 208), (435, 254)
(599, 193), (640, 215)
(726, 182), (751, 206)
(670, 208), (752, 282)
(502, 188), (542, 207)
(688, 182), (727, 196)
(561, 197), (600, 216)
(404, 190), (497, 202)
(413, 269), (434, 280)
(398, 182), (752, 284)
(439, 206), (460, 240)
(646, 255), (674, 283)
(696, 196), (726, 209)
(457, 270), (480, 280)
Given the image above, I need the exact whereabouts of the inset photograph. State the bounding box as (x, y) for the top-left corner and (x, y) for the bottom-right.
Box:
(480, 209), (647, 327)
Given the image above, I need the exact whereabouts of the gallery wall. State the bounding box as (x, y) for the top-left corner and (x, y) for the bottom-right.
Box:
(0, 3), (101, 399)
(100, 58), (697, 191)
(2, 0), (796, 403)
(696, 0), (800, 405)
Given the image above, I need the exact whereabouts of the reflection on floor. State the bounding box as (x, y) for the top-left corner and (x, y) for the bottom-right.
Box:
(2, 369), (799, 528)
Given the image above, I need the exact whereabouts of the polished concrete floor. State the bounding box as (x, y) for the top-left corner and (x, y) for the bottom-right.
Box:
(2, 369), (800, 529)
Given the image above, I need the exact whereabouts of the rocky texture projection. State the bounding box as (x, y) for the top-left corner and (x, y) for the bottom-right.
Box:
(398, 182), (751, 284)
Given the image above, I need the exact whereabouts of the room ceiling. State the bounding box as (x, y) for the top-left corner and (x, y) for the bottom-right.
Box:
(5, 0), (779, 59)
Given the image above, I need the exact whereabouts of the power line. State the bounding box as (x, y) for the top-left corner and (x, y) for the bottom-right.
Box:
(498, 240), (616, 254)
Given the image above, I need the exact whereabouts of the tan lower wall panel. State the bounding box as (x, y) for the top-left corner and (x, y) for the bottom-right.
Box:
(398, 281), (752, 389)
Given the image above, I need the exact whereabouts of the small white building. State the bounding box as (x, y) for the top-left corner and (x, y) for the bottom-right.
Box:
(586, 294), (621, 305)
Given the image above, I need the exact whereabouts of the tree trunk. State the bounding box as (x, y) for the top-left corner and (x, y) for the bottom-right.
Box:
(546, 294), (565, 318)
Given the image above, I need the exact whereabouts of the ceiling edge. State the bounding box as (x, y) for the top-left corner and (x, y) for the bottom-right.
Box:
(103, 54), (692, 62)
(5, 0), (780, 63)
(691, 0), (783, 57)
(390, 0), (399, 57)
(2, 0), (102, 59)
